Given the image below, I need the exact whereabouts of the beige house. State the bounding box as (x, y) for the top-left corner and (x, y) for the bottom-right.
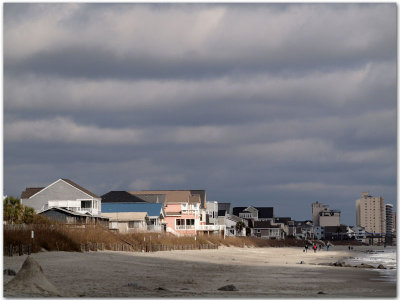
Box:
(102, 212), (148, 233)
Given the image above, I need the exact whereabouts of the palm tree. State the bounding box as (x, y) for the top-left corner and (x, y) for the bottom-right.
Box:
(3, 196), (34, 224)
(235, 221), (245, 235)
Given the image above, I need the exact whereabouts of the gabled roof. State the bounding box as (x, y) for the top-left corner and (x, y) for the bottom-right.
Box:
(101, 191), (146, 203)
(189, 194), (201, 203)
(232, 207), (250, 216)
(21, 187), (44, 199)
(128, 190), (206, 208)
(133, 194), (166, 205)
(226, 214), (243, 223)
(62, 179), (100, 198)
(101, 202), (164, 218)
(21, 178), (100, 199)
(129, 190), (190, 203)
(232, 206), (274, 219)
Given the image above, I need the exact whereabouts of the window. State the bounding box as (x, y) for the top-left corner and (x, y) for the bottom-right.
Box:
(81, 201), (92, 209)
(128, 221), (140, 228)
(186, 219), (194, 225)
(111, 222), (118, 229)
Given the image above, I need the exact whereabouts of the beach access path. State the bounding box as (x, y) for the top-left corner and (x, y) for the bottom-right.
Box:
(3, 245), (396, 297)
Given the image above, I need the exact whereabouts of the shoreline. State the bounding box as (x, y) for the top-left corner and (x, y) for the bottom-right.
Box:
(3, 246), (396, 297)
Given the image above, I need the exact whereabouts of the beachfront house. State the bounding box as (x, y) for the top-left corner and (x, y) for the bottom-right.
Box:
(102, 211), (148, 233)
(21, 178), (102, 216)
(101, 202), (166, 232)
(205, 201), (219, 225)
(128, 190), (225, 236)
(324, 225), (349, 240)
(311, 226), (325, 240)
(273, 217), (292, 237)
(39, 207), (109, 226)
(350, 225), (369, 244)
(223, 214), (246, 236)
(252, 220), (284, 239)
(292, 220), (313, 239)
(232, 206), (274, 221)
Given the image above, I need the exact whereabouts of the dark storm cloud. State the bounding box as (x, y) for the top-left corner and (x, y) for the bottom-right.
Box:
(4, 4), (396, 80)
(3, 3), (396, 225)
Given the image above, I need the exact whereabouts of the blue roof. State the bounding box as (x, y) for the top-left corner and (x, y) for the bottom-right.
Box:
(101, 202), (163, 217)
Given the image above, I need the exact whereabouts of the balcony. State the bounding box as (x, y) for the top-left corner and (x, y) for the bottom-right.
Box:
(181, 209), (199, 215)
(176, 225), (195, 230)
(196, 225), (226, 231)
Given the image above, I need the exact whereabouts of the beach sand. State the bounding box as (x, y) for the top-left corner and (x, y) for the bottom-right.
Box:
(3, 245), (396, 297)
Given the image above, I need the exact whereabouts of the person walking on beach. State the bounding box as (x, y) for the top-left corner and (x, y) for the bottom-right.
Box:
(326, 245), (329, 251)
(305, 244), (308, 253)
(318, 244), (322, 251)
(313, 244), (317, 253)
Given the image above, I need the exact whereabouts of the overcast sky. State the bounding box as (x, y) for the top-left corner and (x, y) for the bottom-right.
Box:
(4, 3), (396, 225)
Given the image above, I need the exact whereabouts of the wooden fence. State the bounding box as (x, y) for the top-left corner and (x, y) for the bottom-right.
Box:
(80, 242), (218, 253)
(4, 244), (32, 257)
(4, 242), (217, 256)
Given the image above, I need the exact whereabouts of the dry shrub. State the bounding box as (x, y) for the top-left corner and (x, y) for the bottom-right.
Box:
(5, 223), (315, 253)
(4, 224), (81, 252)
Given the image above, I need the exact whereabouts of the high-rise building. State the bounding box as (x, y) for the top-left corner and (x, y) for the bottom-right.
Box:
(312, 202), (325, 226)
(392, 212), (396, 233)
(385, 204), (393, 245)
(312, 201), (340, 227)
(356, 192), (385, 238)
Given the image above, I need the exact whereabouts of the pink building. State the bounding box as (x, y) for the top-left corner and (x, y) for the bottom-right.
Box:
(129, 190), (224, 236)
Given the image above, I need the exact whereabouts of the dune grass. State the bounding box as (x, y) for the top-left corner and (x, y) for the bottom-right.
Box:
(4, 223), (313, 253)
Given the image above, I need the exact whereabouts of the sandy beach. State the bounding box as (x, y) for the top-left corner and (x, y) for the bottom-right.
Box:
(3, 245), (396, 297)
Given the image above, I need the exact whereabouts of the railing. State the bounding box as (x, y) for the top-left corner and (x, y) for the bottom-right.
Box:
(181, 210), (199, 215)
(79, 207), (92, 212)
(70, 207), (97, 214)
(176, 225), (195, 230)
(80, 242), (218, 253)
(195, 225), (226, 231)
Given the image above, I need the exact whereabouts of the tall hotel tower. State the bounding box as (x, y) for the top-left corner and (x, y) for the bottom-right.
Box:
(356, 192), (385, 237)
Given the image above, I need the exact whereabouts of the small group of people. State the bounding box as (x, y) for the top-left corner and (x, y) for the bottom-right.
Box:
(348, 246), (354, 251)
(304, 243), (329, 252)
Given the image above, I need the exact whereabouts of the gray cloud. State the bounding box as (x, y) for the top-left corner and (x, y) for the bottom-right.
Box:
(5, 4), (395, 79)
(4, 3), (396, 225)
